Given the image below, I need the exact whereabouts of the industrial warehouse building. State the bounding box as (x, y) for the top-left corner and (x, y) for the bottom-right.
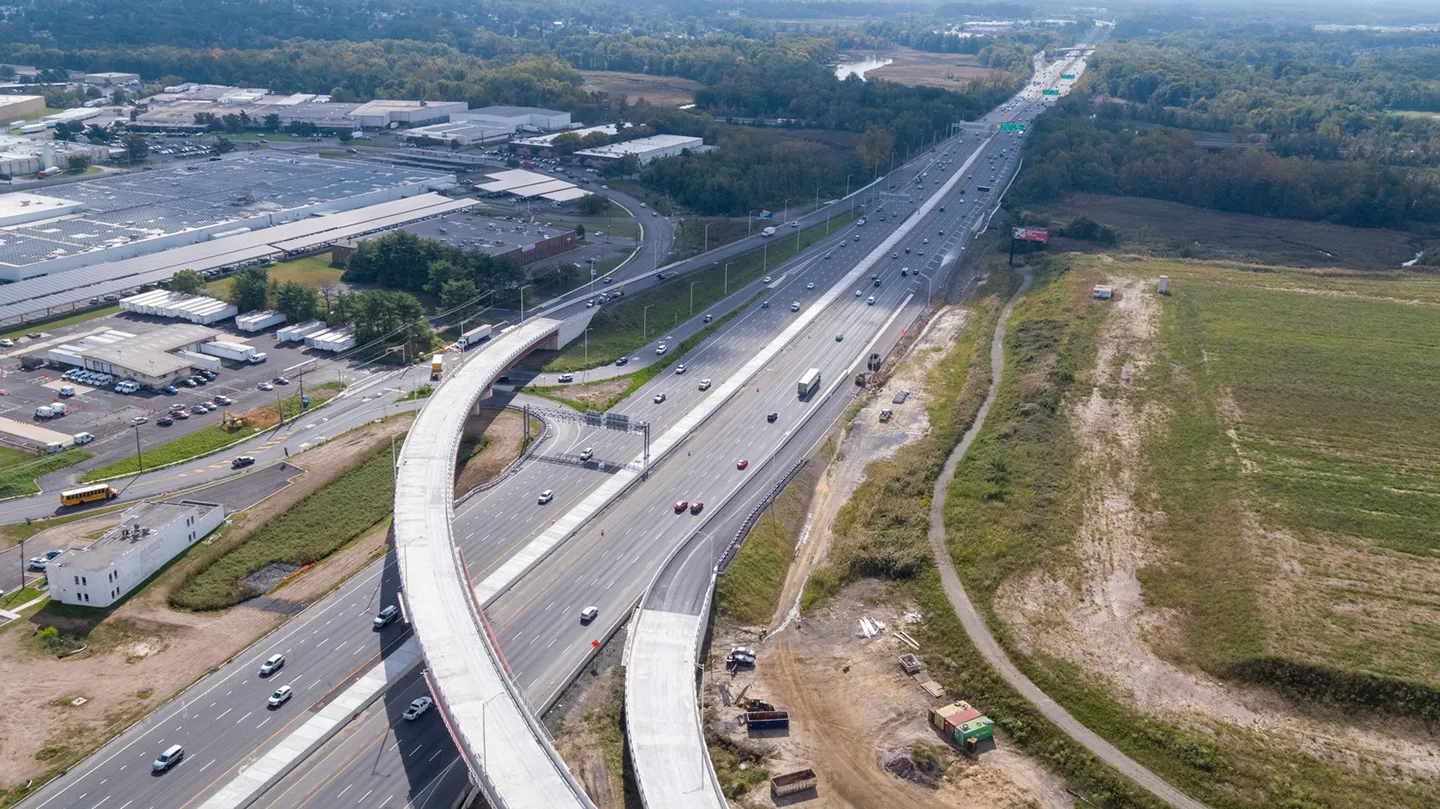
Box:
(83, 72), (141, 86)
(0, 151), (454, 282)
(0, 95), (45, 122)
(0, 135), (111, 179)
(0, 192), (477, 328)
(133, 85), (468, 132)
(43, 323), (224, 388)
(454, 106), (571, 132)
(49, 500), (225, 608)
(574, 134), (704, 165)
(330, 212), (576, 267)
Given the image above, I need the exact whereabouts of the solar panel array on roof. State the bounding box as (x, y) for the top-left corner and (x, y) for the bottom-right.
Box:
(0, 152), (452, 271)
(0, 193), (467, 327)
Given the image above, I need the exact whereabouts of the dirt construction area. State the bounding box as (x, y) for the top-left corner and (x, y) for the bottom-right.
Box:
(0, 415), (413, 792)
(707, 580), (1069, 808)
(770, 306), (969, 630)
(865, 48), (997, 92)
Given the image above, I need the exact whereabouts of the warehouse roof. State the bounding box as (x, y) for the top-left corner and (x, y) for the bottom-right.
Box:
(0, 193), (469, 326)
(83, 324), (219, 378)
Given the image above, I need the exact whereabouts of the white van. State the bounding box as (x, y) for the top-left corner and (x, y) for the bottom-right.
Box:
(34, 405), (53, 419)
(49, 401), (68, 416)
(58, 385), (75, 397)
(72, 432), (94, 445)
(44, 441), (65, 454)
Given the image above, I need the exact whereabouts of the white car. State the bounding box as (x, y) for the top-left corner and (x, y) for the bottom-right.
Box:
(762, 276), (772, 284)
(580, 606), (599, 623)
(653, 392), (667, 404)
(674, 364), (687, 375)
(538, 490), (554, 505)
(656, 344), (667, 355)
(259, 653), (284, 676)
(698, 379), (711, 391)
(579, 448), (594, 462)
(267, 686), (292, 708)
(806, 282), (815, 290)
(403, 696), (433, 720)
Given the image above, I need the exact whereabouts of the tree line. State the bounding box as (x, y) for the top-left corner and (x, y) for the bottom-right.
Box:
(1013, 92), (1440, 229)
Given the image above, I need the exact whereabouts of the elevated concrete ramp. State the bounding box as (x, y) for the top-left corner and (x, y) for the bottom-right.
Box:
(394, 315), (595, 809)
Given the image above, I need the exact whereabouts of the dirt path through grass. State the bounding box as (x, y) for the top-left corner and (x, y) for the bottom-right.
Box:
(924, 269), (1207, 809)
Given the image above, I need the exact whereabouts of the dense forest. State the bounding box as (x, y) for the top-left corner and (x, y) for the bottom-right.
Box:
(1014, 91), (1440, 229)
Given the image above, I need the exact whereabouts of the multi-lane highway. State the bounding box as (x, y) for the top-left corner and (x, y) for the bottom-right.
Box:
(17, 41), (1092, 809)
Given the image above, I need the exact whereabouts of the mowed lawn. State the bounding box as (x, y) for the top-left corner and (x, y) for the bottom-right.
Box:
(1126, 257), (1440, 688)
(207, 255), (344, 297)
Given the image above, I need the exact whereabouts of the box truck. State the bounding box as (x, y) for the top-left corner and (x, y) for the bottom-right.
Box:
(459, 324), (492, 349)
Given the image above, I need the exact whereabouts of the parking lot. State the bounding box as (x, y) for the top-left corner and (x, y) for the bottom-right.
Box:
(0, 312), (353, 462)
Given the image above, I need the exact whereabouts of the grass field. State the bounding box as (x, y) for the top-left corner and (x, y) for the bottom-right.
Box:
(207, 254), (343, 297)
(579, 70), (703, 106)
(0, 305), (120, 342)
(0, 447), (90, 499)
(665, 217), (750, 264)
(862, 47), (995, 91)
(518, 213), (856, 373)
(81, 385), (340, 481)
(716, 463), (819, 625)
(170, 436), (397, 610)
(1028, 193), (1429, 269)
(936, 254), (1440, 807)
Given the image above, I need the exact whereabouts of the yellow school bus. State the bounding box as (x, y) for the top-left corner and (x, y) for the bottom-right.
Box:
(59, 483), (118, 508)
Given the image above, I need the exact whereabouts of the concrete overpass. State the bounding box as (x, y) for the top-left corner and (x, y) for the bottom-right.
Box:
(393, 312), (597, 809)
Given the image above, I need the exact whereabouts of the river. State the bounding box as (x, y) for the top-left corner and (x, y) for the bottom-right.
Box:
(834, 55), (893, 81)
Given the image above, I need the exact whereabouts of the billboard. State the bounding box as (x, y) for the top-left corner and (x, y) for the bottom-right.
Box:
(1012, 227), (1049, 243)
(1061, 73), (1076, 79)
(757, 210), (774, 219)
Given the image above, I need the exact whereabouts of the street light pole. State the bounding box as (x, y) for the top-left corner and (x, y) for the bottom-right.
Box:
(133, 424), (144, 476)
(690, 281), (698, 317)
(643, 303), (654, 341)
(782, 198), (792, 224)
(703, 222), (711, 253)
(518, 284), (532, 323)
(724, 262), (732, 295)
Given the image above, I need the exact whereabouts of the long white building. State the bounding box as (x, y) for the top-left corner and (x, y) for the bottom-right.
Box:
(49, 500), (225, 608)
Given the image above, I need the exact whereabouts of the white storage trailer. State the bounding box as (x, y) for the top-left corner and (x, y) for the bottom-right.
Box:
(200, 340), (258, 362)
(236, 311), (287, 332)
(176, 350), (221, 372)
(278, 320), (327, 343)
(459, 323), (492, 349)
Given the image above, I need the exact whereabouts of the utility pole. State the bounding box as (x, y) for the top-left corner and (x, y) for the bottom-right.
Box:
(133, 423), (144, 476)
(724, 262), (732, 295)
(643, 303), (654, 341)
(690, 281), (698, 317)
(703, 222), (711, 253)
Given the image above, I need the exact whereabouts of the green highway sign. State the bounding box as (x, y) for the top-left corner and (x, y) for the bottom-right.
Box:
(1042, 88), (1061, 95)
(998, 123), (1025, 131)
(1061, 73), (1076, 79)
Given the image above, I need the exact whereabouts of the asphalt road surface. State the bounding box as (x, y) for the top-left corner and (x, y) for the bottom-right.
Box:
(15, 50), (1070, 809)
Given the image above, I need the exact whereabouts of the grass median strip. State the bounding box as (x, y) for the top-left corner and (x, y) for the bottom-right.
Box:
(170, 435), (399, 610)
(81, 383), (342, 481)
(520, 214), (857, 373)
(0, 447), (90, 499)
(523, 297), (754, 413)
(716, 462), (818, 625)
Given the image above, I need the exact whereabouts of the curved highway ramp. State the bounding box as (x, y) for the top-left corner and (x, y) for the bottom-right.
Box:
(394, 315), (596, 809)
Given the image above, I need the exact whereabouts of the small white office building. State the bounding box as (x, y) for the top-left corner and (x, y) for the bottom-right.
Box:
(49, 500), (225, 608)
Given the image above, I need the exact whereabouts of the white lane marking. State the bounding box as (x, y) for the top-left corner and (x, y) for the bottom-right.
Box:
(89, 796), (109, 809)
(216, 708), (232, 720)
(199, 759), (215, 773)
(360, 790), (373, 803)
(338, 784), (353, 798)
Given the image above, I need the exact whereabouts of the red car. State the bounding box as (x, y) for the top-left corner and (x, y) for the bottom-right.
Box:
(690, 501), (704, 514)
(673, 500), (688, 513)
(736, 459), (749, 470)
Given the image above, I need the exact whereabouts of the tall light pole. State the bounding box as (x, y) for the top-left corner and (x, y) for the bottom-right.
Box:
(643, 303), (654, 341)
(724, 262), (732, 295)
(703, 222), (712, 253)
(690, 281), (698, 317)
(747, 209), (756, 236)
(918, 270), (933, 300)
(781, 198), (792, 224)
(518, 284), (532, 323)
(845, 174), (853, 198)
